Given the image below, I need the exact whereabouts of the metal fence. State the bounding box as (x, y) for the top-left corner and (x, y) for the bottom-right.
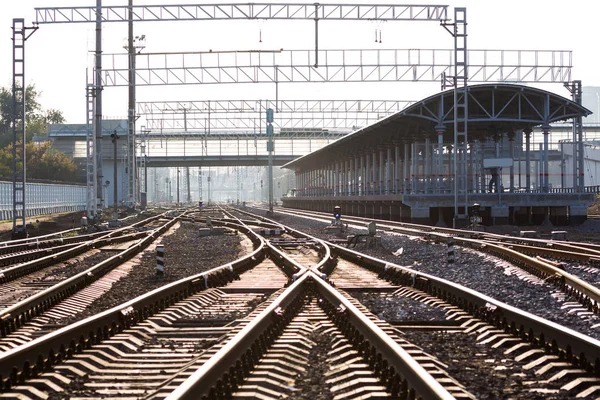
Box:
(0, 180), (86, 221)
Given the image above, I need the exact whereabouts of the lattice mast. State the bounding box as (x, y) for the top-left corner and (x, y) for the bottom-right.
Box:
(94, 0), (104, 212)
(85, 83), (97, 218)
(443, 8), (468, 225)
(11, 19), (37, 237)
(127, 0), (137, 207)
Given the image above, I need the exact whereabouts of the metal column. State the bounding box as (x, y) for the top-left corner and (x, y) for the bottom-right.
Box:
(508, 132), (515, 192)
(95, 0), (104, 211)
(379, 149), (385, 195)
(564, 81), (583, 190)
(127, 0), (137, 207)
(542, 127), (550, 192)
(266, 109), (274, 212)
(403, 143), (410, 193)
(360, 155), (365, 196)
(425, 135), (431, 193)
(85, 84), (97, 217)
(354, 156), (359, 195)
(411, 143), (417, 193)
(444, 8), (468, 224)
(11, 19), (37, 236)
(436, 127), (445, 191)
(198, 167), (202, 202)
(393, 144), (400, 194)
(525, 129), (532, 193)
(385, 148), (391, 194)
(12, 19), (27, 235)
(372, 150), (378, 194)
(365, 154), (370, 195)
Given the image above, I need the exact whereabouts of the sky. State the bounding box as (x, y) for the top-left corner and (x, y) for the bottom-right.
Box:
(0, 0), (599, 125)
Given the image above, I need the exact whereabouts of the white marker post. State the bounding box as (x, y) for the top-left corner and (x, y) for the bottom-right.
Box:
(156, 243), (165, 275)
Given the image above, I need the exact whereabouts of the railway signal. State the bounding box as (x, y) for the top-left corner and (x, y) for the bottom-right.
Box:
(334, 206), (341, 220)
(470, 203), (482, 229)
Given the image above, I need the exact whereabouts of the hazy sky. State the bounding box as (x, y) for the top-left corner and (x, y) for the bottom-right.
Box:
(1, 0), (598, 124)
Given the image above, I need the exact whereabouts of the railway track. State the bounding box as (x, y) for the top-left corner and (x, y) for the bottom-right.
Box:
(0, 207), (599, 398)
(0, 213), (181, 352)
(0, 210), (598, 398)
(249, 206), (600, 319)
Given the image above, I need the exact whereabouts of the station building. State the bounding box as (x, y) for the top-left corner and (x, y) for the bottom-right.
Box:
(282, 84), (594, 226)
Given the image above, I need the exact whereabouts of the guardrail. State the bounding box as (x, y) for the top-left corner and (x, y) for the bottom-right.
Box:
(0, 181), (86, 220)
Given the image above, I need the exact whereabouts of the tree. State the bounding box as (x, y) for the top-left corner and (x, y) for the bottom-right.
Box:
(0, 83), (74, 182)
(0, 84), (64, 148)
(0, 141), (79, 182)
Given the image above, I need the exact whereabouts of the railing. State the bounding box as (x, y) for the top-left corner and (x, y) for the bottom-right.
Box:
(293, 184), (600, 197)
(0, 181), (86, 221)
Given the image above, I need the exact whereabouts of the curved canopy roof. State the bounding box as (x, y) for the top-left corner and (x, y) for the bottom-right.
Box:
(284, 83), (591, 170)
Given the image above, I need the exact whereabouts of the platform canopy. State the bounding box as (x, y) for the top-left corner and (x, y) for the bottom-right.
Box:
(283, 83), (591, 170)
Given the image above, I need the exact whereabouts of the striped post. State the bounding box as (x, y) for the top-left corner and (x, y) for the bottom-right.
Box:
(447, 239), (455, 264)
(156, 243), (165, 275)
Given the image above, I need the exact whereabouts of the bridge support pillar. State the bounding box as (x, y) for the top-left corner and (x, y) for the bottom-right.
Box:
(550, 206), (568, 226)
(569, 205), (587, 225)
(410, 207), (430, 225)
(531, 206), (546, 225)
(491, 205), (509, 225)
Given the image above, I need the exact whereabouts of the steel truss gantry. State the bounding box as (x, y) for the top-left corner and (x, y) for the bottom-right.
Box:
(32, 2), (575, 218)
(98, 48), (572, 86)
(35, 4), (448, 23)
(35, 2), (449, 212)
(137, 99), (415, 131)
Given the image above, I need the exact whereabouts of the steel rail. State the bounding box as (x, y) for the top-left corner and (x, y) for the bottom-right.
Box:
(0, 242), (80, 268)
(167, 268), (454, 400)
(0, 220), (268, 387)
(0, 230), (119, 256)
(456, 237), (600, 312)
(0, 211), (153, 248)
(326, 240), (600, 371)
(225, 208), (335, 275)
(0, 214), (166, 284)
(269, 207), (600, 260)
(0, 218), (177, 338)
(243, 205), (600, 317)
(493, 241), (599, 263)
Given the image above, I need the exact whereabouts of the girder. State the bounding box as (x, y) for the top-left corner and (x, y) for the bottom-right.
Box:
(143, 115), (376, 131)
(35, 3), (448, 24)
(137, 99), (414, 115)
(98, 48), (572, 86)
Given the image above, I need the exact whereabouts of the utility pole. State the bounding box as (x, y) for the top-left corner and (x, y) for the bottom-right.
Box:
(207, 167), (211, 204)
(111, 130), (119, 221)
(198, 167), (203, 203)
(176, 168), (180, 205)
(266, 108), (274, 214)
(95, 0), (104, 213)
(125, 0), (145, 207)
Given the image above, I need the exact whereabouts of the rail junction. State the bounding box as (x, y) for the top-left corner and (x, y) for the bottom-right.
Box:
(4, 1), (600, 399)
(0, 205), (600, 398)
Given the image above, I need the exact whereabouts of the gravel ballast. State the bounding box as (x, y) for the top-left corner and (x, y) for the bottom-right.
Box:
(253, 207), (600, 340)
